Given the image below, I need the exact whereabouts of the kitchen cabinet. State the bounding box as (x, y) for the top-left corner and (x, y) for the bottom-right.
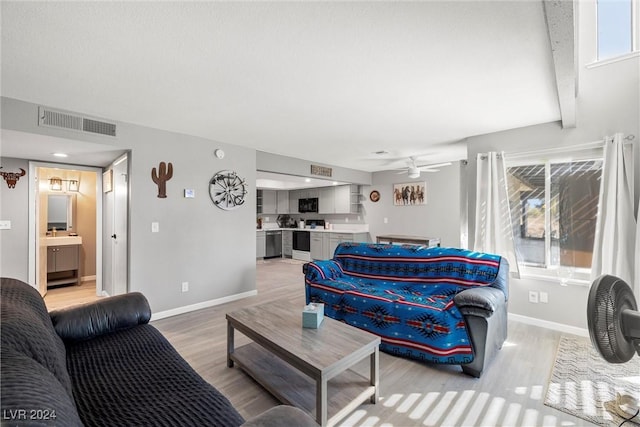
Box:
(277, 190), (289, 214)
(256, 190), (263, 214)
(262, 190), (277, 214)
(318, 187), (335, 214)
(256, 231), (266, 259)
(289, 190), (300, 214)
(334, 185), (351, 213)
(310, 232), (324, 260)
(47, 244), (80, 287)
(317, 185), (361, 214)
(258, 190), (289, 215)
(282, 230), (293, 257)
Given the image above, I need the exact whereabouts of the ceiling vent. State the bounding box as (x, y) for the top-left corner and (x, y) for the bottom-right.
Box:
(38, 107), (117, 137)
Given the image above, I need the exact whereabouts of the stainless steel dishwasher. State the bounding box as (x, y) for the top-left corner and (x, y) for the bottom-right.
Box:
(265, 230), (282, 258)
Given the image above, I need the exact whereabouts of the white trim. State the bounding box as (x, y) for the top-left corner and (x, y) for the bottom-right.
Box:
(28, 161), (103, 296)
(587, 50), (640, 68)
(150, 290), (258, 321)
(508, 313), (588, 337)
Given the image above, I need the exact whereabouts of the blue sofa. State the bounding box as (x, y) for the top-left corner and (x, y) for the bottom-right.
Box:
(304, 243), (509, 377)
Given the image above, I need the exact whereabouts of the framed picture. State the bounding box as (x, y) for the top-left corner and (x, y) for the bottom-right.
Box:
(103, 170), (113, 193)
(393, 182), (426, 206)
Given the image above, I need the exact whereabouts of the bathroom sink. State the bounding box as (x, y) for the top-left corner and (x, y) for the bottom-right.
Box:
(45, 236), (82, 246)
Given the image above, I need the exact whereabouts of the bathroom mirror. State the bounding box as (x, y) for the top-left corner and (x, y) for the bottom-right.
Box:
(47, 194), (77, 231)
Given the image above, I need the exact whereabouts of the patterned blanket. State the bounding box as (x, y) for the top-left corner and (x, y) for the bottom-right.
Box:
(305, 243), (502, 364)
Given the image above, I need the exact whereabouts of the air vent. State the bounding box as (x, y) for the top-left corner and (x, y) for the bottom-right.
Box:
(38, 107), (116, 137)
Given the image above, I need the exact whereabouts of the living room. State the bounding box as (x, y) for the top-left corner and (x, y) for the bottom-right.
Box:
(1, 1), (639, 426)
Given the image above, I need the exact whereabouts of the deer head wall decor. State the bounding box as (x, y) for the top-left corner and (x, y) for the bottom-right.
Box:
(0, 168), (26, 189)
(151, 162), (173, 198)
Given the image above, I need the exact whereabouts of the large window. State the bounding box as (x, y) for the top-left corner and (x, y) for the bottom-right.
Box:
(597, 0), (637, 60)
(506, 158), (603, 282)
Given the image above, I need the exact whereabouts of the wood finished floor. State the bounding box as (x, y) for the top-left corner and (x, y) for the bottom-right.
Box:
(150, 259), (591, 427)
(44, 280), (101, 311)
(40, 259), (589, 426)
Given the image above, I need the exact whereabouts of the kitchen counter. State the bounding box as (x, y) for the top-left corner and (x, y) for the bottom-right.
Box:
(257, 227), (368, 234)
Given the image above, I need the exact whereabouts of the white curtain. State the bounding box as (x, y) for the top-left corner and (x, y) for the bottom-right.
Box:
(474, 152), (520, 277)
(635, 197), (640, 302)
(591, 133), (636, 289)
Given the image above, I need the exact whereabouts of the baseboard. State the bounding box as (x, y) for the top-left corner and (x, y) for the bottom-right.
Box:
(508, 313), (588, 337)
(151, 290), (258, 321)
(81, 275), (97, 282)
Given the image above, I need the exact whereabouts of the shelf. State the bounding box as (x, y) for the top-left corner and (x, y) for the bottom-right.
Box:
(231, 342), (375, 426)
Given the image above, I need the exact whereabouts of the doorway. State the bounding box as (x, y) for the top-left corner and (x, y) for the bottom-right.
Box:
(29, 163), (102, 300)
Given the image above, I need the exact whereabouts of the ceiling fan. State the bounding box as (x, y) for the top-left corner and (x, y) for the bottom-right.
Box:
(395, 157), (452, 178)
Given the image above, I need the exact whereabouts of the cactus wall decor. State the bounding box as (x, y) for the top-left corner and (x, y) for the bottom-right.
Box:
(151, 162), (173, 198)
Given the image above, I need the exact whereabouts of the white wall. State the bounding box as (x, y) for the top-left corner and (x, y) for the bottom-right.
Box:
(465, 1), (639, 330)
(0, 157), (30, 280)
(1, 97), (257, 314)
(363, 161), (462, 247)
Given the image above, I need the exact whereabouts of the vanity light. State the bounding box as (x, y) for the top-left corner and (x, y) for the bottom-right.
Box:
(49, 177), (63, 191)
(67, 180), (79, 192)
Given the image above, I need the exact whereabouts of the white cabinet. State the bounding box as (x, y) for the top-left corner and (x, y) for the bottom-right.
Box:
(310, 232), (324, 260)
(277, 190), (289, 214)
(289, 190), (300, 214)
(334, 185), (351, 213)
(282, 230), (293, 257)
(317, 185), (361, 214)
(262, 190), (277, 214)
(256, 231), (266, 258)
(318, 187), (335, 214)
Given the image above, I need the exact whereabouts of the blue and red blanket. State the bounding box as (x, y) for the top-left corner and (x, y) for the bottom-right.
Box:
(305, 242), (502, 364)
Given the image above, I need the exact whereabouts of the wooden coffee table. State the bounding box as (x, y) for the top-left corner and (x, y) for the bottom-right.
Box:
(226, 301), (380, 427)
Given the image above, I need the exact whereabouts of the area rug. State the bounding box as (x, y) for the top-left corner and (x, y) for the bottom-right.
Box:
(544, 335), (640, 426)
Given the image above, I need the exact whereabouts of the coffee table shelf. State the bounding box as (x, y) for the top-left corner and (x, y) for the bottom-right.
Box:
(231, 343), (375, 426)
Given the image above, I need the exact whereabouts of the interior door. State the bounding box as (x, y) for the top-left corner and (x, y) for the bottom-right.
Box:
(112, 156), (128, 295)
(103, 154), (129, 296)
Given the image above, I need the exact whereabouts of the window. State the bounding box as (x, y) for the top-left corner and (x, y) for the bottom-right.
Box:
(506, 158), (603, 283)
(597, 0), (636, 60)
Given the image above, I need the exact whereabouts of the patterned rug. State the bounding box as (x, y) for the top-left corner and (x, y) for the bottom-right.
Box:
(544, 335), (640, 426)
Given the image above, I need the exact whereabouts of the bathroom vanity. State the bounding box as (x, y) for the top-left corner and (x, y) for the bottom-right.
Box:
(46, 236), (82, 287)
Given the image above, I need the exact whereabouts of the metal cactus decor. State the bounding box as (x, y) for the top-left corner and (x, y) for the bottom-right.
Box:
(151, 162), (173, 198)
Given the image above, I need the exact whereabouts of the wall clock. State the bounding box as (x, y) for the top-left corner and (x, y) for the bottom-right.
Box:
(369, 190), (380, 202)
(209, 170), (248, 210)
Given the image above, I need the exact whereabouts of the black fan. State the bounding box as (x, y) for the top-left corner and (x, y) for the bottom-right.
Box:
(587, 274), (640, 363)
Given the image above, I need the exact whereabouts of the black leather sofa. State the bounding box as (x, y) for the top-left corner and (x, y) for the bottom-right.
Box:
(0, 277), (317, 427)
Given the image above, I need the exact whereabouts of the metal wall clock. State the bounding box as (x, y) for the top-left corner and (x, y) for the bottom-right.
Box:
(209, 170), (248, 210)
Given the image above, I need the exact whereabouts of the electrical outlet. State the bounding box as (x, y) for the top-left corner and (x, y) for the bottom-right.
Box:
(0, 220), (11, 230)
(181, 282), (189, 292)
(151, 222), (159, 233)
(345, 217), (349, 222)
(540, 291), (549, 303)
(528, 290), (539, 303)
(383, 217), (388, 224)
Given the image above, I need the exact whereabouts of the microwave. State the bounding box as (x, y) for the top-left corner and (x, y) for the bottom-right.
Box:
(298, 197), (318, 213)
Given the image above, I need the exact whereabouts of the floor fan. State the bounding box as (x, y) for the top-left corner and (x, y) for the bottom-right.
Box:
(587, 274), (640, 425)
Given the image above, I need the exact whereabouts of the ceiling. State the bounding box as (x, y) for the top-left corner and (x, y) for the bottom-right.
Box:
(1, 1), (567, 172)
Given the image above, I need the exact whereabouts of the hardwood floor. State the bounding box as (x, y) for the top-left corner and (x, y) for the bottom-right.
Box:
(44, 280), (102, 311)
(152, 258), (591, 427)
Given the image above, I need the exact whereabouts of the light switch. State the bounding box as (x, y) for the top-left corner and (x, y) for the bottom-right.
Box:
(0, 220), (11, 230)
(151, 222), (159, 233)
